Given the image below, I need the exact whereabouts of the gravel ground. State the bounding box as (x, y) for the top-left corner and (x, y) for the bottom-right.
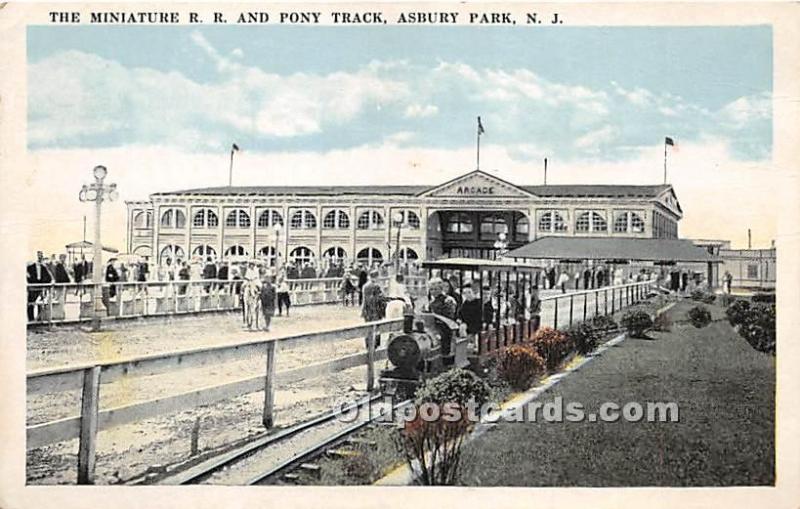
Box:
(26, 304), (379, 485)
(457, 300), (776, 486)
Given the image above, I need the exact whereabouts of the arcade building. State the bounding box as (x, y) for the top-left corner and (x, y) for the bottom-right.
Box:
(125, 170), (683, 268)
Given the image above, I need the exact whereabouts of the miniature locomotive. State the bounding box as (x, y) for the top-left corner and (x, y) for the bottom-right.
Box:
(378, 311), (470, 399)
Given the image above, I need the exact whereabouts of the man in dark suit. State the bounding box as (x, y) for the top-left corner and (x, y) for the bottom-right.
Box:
(103, 259), (120, 310)
(27, 251), (52, 321)
(259, 275), (277, 331)
(54, 254), (71, 283)
(202, 257), (217, 292)
(74, 255), (90, 283)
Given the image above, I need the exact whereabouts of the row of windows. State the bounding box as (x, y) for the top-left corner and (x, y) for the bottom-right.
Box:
(539, 210), (645, 234)
(143, 208), (648, 234)
(158, 244), (417, 266)
(154, 208), (422, 231)
(444, 210), (646, 235)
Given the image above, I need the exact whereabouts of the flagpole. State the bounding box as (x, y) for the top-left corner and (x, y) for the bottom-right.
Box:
(476, 124), (481, 171)
(663, 139), (667, 184)
(228, 148), (235, 187)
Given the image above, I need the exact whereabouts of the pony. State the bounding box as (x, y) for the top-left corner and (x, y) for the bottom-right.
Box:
(242, 278), (261, 330)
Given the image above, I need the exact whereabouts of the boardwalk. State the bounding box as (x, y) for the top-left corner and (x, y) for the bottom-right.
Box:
(457, 300), (775, 486)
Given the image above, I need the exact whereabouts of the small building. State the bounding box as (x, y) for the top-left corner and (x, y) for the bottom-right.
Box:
(691, 239), (776, 290)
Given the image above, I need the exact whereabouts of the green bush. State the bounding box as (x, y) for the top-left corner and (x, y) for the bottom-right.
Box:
(725, 299), (751, 326)
(415, 368), (491, 408)
(565, 322), (600, 355)
(701, 293), (717, 304)
(497, 344), (546, 391)
(688, 305), (712, 328)
(530, 327), (574, 371)
(590, 314), (618, 332)
(620, 310), (653, 338)
(738, 303), (776, 354)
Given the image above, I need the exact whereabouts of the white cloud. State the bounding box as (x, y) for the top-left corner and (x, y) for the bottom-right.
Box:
(573, 126), (618, 151)
(720, 92), (771, 129)
(404, 104), (439, 118)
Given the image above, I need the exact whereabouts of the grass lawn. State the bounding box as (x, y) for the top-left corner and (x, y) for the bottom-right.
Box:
(457, 299), (775, 486)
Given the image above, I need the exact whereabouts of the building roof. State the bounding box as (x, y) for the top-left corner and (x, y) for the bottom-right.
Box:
(65, 241), (119, 253)
(506, 237), (720, 263)
(154, 183), (673, 199)
(520, 184), (671, 198)
(153, 185), (429, 197)
(421, 257), (541, 272)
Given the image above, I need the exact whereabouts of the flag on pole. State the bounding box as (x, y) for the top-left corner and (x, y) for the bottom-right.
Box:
(232, 143), (240, 152)
(665, 137), (678, 152)
(477, 116), (485, 135)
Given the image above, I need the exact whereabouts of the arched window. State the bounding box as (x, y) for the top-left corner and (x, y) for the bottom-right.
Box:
(538, 211), (567, 233)
(323, 246), (347, 262)
(630, 212), (645, 233)
(446, 212), (473, 233)
(516, 216), (530, 235)
(160, 208), (186, 229)
(323, 210), (350, 229)
(289, 246), (315, 265)
(159, 244), (185, 264)
(133, 245), (152, 258)
(480, 214), (508, 235)
(398, 247), (418, 261)
(193, 208), (219, 228)
(614, 211), (646, 233)
(357, 210), (384, 230)
(134, 210), (153, 229)
(405, 211), (421, 229)
(192, 245), (217, 260)
(290, 210), (317, 229)
(356, 247), (383, 266)
(576, 211), (607, 232)
(225, 209), (251, 228)
(258, 246), (278, 267)
(224, 245), (248, 257)
(257, 209), (283, 228)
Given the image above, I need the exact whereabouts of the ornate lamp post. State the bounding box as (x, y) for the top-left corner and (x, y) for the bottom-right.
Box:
(493, 232), (508, 260)
(79, 165), (118, 331)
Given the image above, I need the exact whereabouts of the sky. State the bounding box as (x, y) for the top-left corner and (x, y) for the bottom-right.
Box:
(25, 25), (776, 254)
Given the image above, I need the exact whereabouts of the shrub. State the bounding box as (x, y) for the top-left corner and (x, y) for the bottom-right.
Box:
(690, 289), (705, 301)
(620, 310), (653, 338)
(590, 314), (618, 332)
(688, 305), (712, 328)
(397, 405), (470, 485)
(530, 327), (573, 371)
(652, 312), (672, 332)
(752, 293), (776, 304)
(497, 344), (546, 391)
(725, 299), (751, 326)
(565, 322), (600, 355)
(414, 368), (491, 408)
(738, 303), (776, 354)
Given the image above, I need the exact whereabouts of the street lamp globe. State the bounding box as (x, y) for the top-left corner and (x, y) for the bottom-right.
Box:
(393, 211), (404, 224)
(273, 223), (282, 234)
(93, 165), (107, 180)
(498, 232), (507, 242)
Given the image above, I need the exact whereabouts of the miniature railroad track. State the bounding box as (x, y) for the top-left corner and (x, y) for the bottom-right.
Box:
(155, 394), (409, 485)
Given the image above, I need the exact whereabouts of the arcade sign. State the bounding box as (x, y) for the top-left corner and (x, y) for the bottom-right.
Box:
(455, 185), (495, 195)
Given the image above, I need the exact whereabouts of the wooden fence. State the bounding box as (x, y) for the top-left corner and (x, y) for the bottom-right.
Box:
(26, 275), (427, 326)
(27, 318), (404, 484)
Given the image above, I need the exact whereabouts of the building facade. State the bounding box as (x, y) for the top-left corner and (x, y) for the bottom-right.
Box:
(126, 170), (683, 267)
